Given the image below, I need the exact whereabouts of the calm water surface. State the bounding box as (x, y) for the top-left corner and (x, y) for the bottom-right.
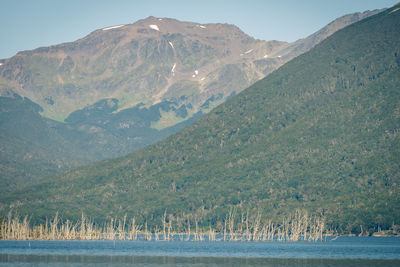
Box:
(1, 237), (400, 266)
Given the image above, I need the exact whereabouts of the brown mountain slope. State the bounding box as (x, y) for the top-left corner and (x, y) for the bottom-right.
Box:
(0, 10), (382, 125)
(0, 17), (288, 122)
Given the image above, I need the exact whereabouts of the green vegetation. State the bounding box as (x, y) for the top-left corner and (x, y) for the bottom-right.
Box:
(1, 6), (400, 235)
(0, 95), (204, 193)
(0, 95), (93, 194)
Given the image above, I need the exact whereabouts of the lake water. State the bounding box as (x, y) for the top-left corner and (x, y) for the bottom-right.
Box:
(1, 236), (400, 266)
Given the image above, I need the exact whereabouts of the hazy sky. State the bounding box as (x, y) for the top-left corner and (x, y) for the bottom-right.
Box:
(0, 0), (397, 59)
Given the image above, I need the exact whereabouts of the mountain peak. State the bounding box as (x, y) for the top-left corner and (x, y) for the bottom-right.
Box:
(95, 16), (249, 41)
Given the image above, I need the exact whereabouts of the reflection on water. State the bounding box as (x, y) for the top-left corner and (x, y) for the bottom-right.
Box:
(1, 237), (400, 266)
(2, 255), (400, 267)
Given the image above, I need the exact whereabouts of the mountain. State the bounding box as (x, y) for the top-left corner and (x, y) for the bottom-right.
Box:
(0, 11), (381, 192)
(0, 11), (381, 122)
(277, 9), (383, 58)
(0, 16), (287, 122)
(2, 5), (399, 234)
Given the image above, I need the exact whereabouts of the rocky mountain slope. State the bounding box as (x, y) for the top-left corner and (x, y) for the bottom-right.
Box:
(0, 16), (287, 122)
(2, 5), (398, 234)
(0, 11), (380, 123)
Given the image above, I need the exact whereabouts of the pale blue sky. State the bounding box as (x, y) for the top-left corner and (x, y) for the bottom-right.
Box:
(0, 0), (397, 59)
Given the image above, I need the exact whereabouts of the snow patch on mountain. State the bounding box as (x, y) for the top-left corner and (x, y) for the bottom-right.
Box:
(192, 70), (199, 78)
(149, 25), (160, 31)
(102, 25), (125, 31)
(171, 63), (176, 76)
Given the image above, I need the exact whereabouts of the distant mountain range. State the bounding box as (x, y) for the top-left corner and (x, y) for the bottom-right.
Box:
(0, 10), (381, 193)
(1, 5), (398, 235)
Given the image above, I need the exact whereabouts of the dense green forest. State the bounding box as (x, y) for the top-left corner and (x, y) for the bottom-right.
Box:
(0, 95), (92, 193)
(1, 5), (400, 235)
(0, 95), (202, 193)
